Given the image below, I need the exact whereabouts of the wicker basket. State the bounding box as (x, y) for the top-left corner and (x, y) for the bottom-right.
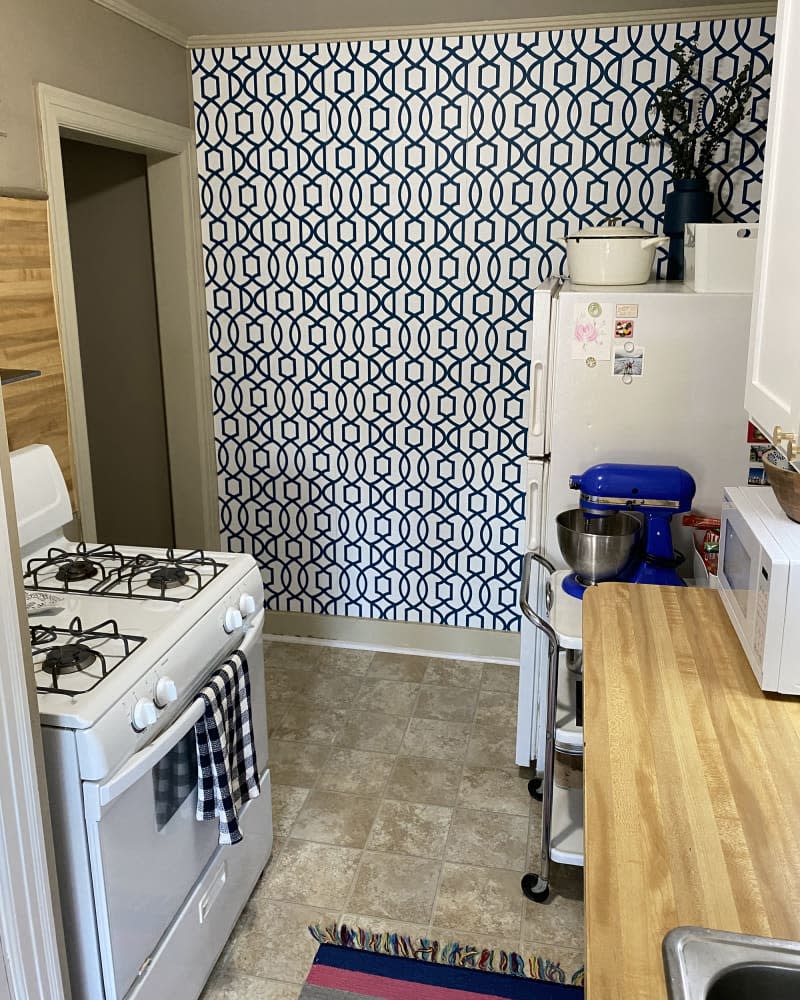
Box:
(762, 448), (800, 523)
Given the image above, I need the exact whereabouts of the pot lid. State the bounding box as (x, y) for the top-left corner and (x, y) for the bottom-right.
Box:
(566, 219), (655, 240)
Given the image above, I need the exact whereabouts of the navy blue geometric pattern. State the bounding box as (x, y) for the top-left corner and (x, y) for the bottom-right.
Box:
(192, 18), (773, 630)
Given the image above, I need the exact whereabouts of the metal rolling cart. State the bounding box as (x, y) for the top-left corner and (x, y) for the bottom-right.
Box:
(519, 551), (584, 904)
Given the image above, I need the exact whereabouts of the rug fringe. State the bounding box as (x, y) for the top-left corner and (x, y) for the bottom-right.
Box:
(309, 923), (585, 988)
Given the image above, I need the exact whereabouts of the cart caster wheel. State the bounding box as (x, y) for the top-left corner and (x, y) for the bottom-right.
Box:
(528, 777), (543, 801)
(521, 873), (549, 903)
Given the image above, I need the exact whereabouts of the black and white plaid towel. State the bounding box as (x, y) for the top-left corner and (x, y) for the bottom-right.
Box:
(194, 650), (260, 845)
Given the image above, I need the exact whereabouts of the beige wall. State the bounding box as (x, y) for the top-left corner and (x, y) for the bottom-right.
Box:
(0, 0), (192, 192)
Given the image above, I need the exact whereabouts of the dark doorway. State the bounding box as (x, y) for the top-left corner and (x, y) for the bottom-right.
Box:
(60, 138), (174, 548)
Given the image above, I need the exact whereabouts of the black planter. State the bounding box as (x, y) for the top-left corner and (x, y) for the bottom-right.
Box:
(663, 177), (714, 280)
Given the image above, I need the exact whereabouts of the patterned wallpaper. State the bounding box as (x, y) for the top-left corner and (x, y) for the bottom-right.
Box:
(192, 19), (773, 630)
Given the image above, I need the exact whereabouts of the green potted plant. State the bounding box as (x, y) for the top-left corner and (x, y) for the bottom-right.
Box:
(640, 38), (759, 279)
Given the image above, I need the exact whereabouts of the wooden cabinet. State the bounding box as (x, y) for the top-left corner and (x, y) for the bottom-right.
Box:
(746, 0), (800, 457)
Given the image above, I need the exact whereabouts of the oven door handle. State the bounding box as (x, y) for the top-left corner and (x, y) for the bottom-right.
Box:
(84, 698), (206, 822)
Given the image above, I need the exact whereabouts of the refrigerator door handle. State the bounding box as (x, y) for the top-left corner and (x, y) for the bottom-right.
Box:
(529, 360), (546, 444)
(519, 551), (557, 636)
(527, 477), (541, 551)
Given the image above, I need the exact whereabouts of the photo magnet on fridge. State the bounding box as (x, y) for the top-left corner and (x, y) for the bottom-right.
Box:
(613, 346), (644, 377)
(616, 303), (639, 319)
(614, 319), (634, 339)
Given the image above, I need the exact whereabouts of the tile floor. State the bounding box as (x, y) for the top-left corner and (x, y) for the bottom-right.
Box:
(201, 642), (584, 999)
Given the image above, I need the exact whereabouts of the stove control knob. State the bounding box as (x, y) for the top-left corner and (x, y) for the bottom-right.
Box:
(223, 607), (243, 634)
(239, 593), (257, 617)
(132, 698), (158, 733)
(154, 676), (178, 708)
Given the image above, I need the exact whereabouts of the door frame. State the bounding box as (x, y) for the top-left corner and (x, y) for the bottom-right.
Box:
(37, 84), (219, 550)
(0, 407), (68, 999)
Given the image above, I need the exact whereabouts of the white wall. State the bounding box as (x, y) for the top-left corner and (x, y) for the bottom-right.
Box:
(0, 0), (192, 191)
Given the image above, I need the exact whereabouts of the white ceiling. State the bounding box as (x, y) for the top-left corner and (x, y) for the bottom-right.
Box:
(93, 0), (755, 45)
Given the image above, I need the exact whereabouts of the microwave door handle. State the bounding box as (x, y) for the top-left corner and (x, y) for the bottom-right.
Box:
(85, 698), (206, 820)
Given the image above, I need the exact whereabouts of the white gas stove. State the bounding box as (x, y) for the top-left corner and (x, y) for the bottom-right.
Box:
(11, 444), (273, 1000)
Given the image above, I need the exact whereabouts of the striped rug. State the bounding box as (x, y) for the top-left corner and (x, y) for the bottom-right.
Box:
(302, 944), (583, 999)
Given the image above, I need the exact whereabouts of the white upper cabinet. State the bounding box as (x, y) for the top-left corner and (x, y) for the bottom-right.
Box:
(746, 0), (800, 455)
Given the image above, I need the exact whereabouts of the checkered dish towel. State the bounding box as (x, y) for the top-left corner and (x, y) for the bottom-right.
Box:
(194, 650), (260, 845)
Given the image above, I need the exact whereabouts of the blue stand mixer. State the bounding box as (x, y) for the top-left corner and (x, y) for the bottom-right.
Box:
(559, 463), (696, 599)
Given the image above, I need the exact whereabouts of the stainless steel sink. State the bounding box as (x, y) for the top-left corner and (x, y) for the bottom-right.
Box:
(663, 926), (800, 999)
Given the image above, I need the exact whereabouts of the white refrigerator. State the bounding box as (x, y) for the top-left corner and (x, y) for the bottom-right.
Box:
(516, 278), (753, 768)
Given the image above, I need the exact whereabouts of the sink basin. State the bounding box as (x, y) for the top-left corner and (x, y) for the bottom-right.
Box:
(663, 927), (800, 999)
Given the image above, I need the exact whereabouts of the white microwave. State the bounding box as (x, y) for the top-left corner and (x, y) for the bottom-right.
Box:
(718, 486), (800, 694)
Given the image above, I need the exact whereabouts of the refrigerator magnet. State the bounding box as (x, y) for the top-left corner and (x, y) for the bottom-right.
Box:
(614, 319), (634, 339)
(616, 303), (639, 319)
(613, 346), (644, 380)
(572, 304), (612, 361)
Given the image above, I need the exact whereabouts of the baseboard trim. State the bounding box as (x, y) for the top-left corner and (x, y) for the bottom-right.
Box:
(264, 611), (520, 664)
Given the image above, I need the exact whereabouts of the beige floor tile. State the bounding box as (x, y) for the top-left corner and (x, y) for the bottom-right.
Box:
(355, 678), (420, 717)
(402, 718), (471, 761)
(367, 800), (453, 859)
(422, 659), (484, 689)
(271, 786), (310, 838)
(262, 839), (361, 908)
(322, 748), (396, 796)
(335, 711), (409, 752)
(225, 899), (338, 983)
(266, 667), (309, 698)
(271, 705), (348, 744)
(348, 850), (441, 923)
(519, 939), (585, 981)
(269, 741), (332, 788)
(266, 642), (322, 672)
(315, 646), (375, 676)
(474, 690), (517, 729)
(293, 673), (364, 710)
(385, 755), (463, 807)
(522, 887), (585, 950)
(201, 968), (301, 999)
(369, 651), (430, 682)
(291, 790), (380, 848)
(414, 686), (477, 723)
(465, 724), (518, 768)
(458, 765), (531, 817)
(433, 862), (523, 939)
(445, 807), (528, 869)
(480, 663), (519, 694)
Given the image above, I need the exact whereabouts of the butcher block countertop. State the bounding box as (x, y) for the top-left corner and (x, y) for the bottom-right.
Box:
(582, 584), (800, 1000)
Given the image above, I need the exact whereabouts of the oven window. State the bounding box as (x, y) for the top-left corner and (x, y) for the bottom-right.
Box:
(723, 520), (751, 617)
(152, 730), (197, 832)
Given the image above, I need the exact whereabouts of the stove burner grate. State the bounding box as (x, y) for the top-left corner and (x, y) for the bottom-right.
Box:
(24, 545), (227, 603)
(30, 616), (146, 696)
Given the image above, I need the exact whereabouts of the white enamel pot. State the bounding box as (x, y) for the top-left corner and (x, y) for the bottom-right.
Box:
(559, 222), (669, 286)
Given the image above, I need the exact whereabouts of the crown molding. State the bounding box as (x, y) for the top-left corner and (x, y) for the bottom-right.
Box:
(188, 3), (777, 48)
(90, 0), (188, 46)
(89, 0), (777, 50)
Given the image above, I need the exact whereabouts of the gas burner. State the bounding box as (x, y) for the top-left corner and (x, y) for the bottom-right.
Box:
(56, 558), (100, 583)
(148, 566), (189, 590)
(43, 643), (97, 675)
(30, 616), (146, 696)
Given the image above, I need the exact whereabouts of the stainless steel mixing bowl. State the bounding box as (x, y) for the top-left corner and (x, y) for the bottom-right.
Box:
(556, 508), (641, 584)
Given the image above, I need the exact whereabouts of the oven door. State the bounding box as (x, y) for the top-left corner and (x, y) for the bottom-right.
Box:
(82, 622), (267, 1000)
